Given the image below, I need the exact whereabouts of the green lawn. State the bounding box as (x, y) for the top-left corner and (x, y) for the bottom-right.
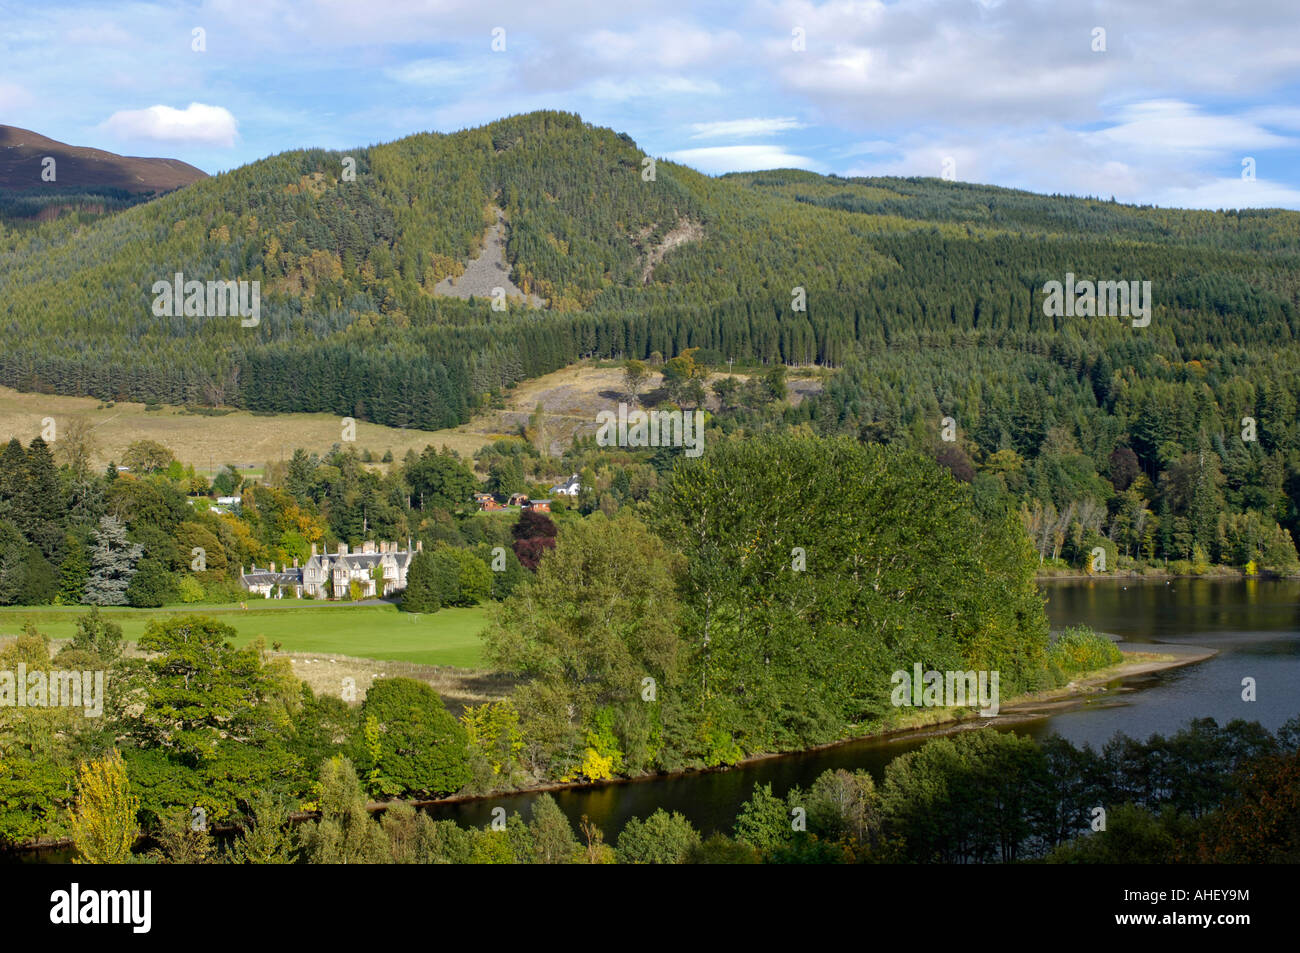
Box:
(0, 602), (490, 668)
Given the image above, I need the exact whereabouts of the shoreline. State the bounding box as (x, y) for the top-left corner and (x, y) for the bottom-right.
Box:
(401, 646), (1219, 812)
(2, 647), (1217, 854)
(1035, 569), (1297, 582)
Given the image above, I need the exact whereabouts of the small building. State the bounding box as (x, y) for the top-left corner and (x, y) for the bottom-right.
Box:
(525, 499), (552, 513)
(506, 492), (530, 508)
(473, 492), (504, 511)
(549, 474), (582, 496)
(240, 561), (304, 599)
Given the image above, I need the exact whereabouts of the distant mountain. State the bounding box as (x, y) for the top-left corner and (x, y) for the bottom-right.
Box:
(0, 125), (206, 193)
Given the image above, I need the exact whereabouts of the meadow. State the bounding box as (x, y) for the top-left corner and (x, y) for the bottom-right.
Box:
(0, 601), (490, 668)
(0, 385), (490, 475)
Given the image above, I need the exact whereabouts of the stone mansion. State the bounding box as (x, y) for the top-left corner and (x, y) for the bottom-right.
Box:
(240, 539), (422, 599)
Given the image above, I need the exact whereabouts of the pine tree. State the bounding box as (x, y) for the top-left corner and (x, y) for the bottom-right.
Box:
(0, 438), (27, 525)
(58, 531), (91, 604)
(83, 515), (142, 606)
(23, 437), (64, 561)
(401, 551), (441, 612)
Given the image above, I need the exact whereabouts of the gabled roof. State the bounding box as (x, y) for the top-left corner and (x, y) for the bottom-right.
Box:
(242, 567), (303, 585)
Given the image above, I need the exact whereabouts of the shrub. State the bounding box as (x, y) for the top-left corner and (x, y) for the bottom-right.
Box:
(1048, 625), (1123, 675)
(176, 575), (205, 604)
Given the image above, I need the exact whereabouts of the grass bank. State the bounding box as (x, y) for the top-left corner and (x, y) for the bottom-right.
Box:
(0, 602), (491, 668)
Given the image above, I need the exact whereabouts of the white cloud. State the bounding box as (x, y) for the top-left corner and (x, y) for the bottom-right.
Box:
(689, 117), (806, 139)
(1148, 177), (1300, 212)
(666, 144), (822, 174)
(0, 82), (33, 111)
(385, 59), (477, 87)
(100, 103), (239, 147)
(584, 76), (722, 101)
(840, 101), (1300, 210)
(583, 23), (743, 71)
(1097, 100), (1297, 155)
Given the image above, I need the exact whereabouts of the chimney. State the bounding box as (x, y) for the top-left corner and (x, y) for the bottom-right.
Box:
(416, 540), (423, 553)
(363, 541), (376, 554)
(337, 543), (348, 556)
(311, 542), (317, 557)
(270, 561), (276, 573)
(293, 557), (298, 568)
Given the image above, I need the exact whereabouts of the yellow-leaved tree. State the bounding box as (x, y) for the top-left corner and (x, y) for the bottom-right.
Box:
(69, 750), (139, 864)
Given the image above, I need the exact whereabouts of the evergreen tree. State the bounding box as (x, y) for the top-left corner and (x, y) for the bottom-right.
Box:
(83, 515), (142, 606)
(23, 437), (64, 561)
(400, 551), (441, 612)
(126, 558), (176, 608)
(58, 531), (92, 604)
(0, 438), (27, 525)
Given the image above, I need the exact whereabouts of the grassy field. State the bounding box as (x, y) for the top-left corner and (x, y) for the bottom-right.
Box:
(0, 386), (491, 475)
(0, 602), (491, 668)
(0, 362), (827, 474)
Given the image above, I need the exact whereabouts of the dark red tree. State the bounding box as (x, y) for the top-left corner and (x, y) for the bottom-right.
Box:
(512, 509), (558, 570)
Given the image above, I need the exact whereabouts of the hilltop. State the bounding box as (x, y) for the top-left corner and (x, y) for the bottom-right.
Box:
(0, 110), (1297, 442)
(0, 124), (206, 194)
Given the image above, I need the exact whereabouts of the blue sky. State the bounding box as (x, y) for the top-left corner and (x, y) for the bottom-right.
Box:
(3, 0), (1299, 209)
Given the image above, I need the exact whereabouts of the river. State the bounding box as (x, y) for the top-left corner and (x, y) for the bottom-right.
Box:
(421, 576), (1300, 838)
(13, 576), (1299, 858)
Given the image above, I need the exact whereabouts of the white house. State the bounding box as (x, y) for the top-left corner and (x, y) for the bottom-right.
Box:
(241, 539), (424, 600)
(239, 561), (303, 599)
(549, 473), (583, 496)
(300, 540), (421, 599)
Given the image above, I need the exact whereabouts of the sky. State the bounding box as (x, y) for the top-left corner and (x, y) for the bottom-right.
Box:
(2, 0), (1299, 210)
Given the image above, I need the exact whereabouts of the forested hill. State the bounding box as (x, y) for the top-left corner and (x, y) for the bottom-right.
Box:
(1, 110), (1298, 442)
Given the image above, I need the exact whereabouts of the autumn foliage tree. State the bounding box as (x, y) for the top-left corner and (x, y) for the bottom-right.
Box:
(69, 749), (139, 864)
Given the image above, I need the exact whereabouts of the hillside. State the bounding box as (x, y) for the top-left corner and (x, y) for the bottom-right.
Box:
(0, 111), (1297, 471)
(0, 125), (206, 224)
(0, 124), (206, 193)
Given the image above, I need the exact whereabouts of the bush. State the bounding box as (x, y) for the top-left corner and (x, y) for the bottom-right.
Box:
(176, 575), (205, 604)
(202, 575), (246, 603)
(1048, 625), (1123, 675)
